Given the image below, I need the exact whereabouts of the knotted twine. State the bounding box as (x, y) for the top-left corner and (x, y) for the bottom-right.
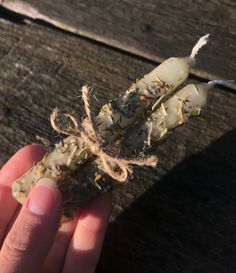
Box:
(50, 86), (157, 182)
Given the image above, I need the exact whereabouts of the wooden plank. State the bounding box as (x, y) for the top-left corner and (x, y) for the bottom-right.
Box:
(2, 0), (236, 81)
(0, 18), (236, 273)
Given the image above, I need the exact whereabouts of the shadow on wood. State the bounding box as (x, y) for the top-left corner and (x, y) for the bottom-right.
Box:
(99, 129), (236, 273)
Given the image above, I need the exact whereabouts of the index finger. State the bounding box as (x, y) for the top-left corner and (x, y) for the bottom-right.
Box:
(0, 144), (45, 187)
(0, 144), (45, 245)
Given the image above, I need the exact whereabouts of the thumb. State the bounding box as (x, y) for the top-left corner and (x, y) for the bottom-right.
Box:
(0, 178), (62, 273)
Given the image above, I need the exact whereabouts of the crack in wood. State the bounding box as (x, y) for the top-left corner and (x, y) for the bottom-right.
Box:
(1, 1), (235, 89)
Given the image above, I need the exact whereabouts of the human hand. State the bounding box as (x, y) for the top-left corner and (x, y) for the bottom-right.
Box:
(0, 144), (111, 273)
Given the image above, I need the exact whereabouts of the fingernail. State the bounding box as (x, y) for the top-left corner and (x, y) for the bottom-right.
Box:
(25, 178), (61, 217)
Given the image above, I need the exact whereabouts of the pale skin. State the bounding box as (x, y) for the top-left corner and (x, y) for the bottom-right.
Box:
(0, 144), (112, 273)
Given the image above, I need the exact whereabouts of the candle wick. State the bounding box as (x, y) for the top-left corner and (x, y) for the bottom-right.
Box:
(189, 34), (210, 60)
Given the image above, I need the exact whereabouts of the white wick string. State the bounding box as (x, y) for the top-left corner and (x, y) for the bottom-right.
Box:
(190, 34), (210, 60)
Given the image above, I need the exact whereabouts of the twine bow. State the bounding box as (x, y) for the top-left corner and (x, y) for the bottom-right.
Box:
(50, 86), (157, 182)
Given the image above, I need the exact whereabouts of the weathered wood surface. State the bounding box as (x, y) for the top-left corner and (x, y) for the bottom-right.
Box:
(2, 0), (236, 81)
(0, 12), (236, 273)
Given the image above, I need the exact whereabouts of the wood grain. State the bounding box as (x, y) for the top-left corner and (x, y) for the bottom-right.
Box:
(0, 17), (235, 273)
(3, 0), (236, 80)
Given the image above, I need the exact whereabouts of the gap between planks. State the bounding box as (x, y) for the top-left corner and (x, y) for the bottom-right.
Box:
(1, 1), (236, 91)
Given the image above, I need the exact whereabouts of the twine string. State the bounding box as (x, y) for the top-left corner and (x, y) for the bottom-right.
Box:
(50, 86), (158, 182)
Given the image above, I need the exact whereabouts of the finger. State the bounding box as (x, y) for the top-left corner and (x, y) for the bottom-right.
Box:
(0, 178), (62, 273)
(42, 214), (79, 273)
(0, 144), (45, 187)
(0, 144), (45, 246)
(63, 193), (112, 273)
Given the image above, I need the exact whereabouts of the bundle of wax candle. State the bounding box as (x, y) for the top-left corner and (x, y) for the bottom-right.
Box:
(12, 34), (232, 217)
